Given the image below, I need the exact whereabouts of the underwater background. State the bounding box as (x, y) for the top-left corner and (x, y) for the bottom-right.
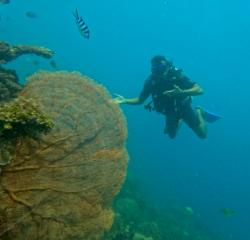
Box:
(1, 0), (250, 239)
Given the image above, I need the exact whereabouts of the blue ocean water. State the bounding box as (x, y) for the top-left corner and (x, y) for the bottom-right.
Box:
(1, 0), (250, 239)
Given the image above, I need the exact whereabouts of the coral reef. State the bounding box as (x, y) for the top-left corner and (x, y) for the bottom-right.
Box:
(0, 66), (22, 102)
(0, 40), (54, 102)
(0, 71), (128, 239)
(103, 175), (218, 240)
(0, 41), (53, 64)
(0, 96), (54, 137)
(0, 96), (54, 168)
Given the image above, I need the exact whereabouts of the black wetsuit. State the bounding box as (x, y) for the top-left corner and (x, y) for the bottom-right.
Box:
(139, 67), (200, 137)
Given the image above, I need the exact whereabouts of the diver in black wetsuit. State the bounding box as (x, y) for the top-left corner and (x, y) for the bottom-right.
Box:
(113, 55), (207, 139)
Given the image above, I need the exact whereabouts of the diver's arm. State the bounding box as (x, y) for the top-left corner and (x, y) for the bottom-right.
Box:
(123, 97), (144, 105)
(113, 95), (145, 105)
(182, 84), (203, 96)
(114, 78), (151, 105)
(163, 84), (203, 97)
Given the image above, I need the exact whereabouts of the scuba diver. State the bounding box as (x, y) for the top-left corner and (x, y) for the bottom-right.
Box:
(113, 55), (220, 139)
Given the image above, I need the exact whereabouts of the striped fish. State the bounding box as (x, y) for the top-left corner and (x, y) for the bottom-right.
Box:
(73, 8), (90, 39)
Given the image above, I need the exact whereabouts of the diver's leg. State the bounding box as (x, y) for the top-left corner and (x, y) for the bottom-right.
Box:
(195, 107), (207, 138)
(164, 114), (180, 139)
(183, 106), (207, 139)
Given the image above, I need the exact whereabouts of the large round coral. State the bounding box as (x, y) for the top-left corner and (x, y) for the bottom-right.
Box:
(0, 71), (128, 239)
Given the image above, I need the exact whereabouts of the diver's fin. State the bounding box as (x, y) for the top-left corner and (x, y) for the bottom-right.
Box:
(201, 108), (222, 123)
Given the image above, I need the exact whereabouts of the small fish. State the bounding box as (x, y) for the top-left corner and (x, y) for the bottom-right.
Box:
(25, 11), (38, 19)
(220, 208), (235, 217)
(72, 8), (90, 39)
(49, 60), (57, 69)
(184, 206), (194, 215)
(0, 0), (10, 4)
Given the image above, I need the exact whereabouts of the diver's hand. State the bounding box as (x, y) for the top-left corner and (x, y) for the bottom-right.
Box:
(163, 85), (183, 97)
(112, 94), (127, 104)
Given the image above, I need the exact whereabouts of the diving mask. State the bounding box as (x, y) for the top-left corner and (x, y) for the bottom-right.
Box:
(151, 61), (171, 75)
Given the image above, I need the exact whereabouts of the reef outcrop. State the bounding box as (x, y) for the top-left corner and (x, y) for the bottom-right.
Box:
(0, 66), (22, 101)
(0, 71), (128, 239)
(0, 41), (53, 64)
(0, 96), (54, 168)
(0, 41), (54, 102)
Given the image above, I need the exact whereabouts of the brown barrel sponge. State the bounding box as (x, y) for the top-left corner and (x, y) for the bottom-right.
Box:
(0, 71), (128, 240)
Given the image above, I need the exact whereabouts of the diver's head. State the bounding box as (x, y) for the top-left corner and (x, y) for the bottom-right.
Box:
(151, 55), (172, 75)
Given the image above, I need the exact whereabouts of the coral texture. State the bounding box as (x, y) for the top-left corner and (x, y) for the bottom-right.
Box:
(0, 40), (54, 102)
(0, 96), (54, 168)
(0, 71), (128, 239)
(0, 41), (53, 64)
(0, 66), (22, 102)
(0, 96), (54, 135)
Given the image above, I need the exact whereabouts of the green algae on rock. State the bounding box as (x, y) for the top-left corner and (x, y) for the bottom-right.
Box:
(0, 97), (54, 168)
(0, 96), (54, 139)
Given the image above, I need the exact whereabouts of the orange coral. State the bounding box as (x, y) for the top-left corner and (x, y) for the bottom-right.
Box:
(0, 71), (128, 239)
